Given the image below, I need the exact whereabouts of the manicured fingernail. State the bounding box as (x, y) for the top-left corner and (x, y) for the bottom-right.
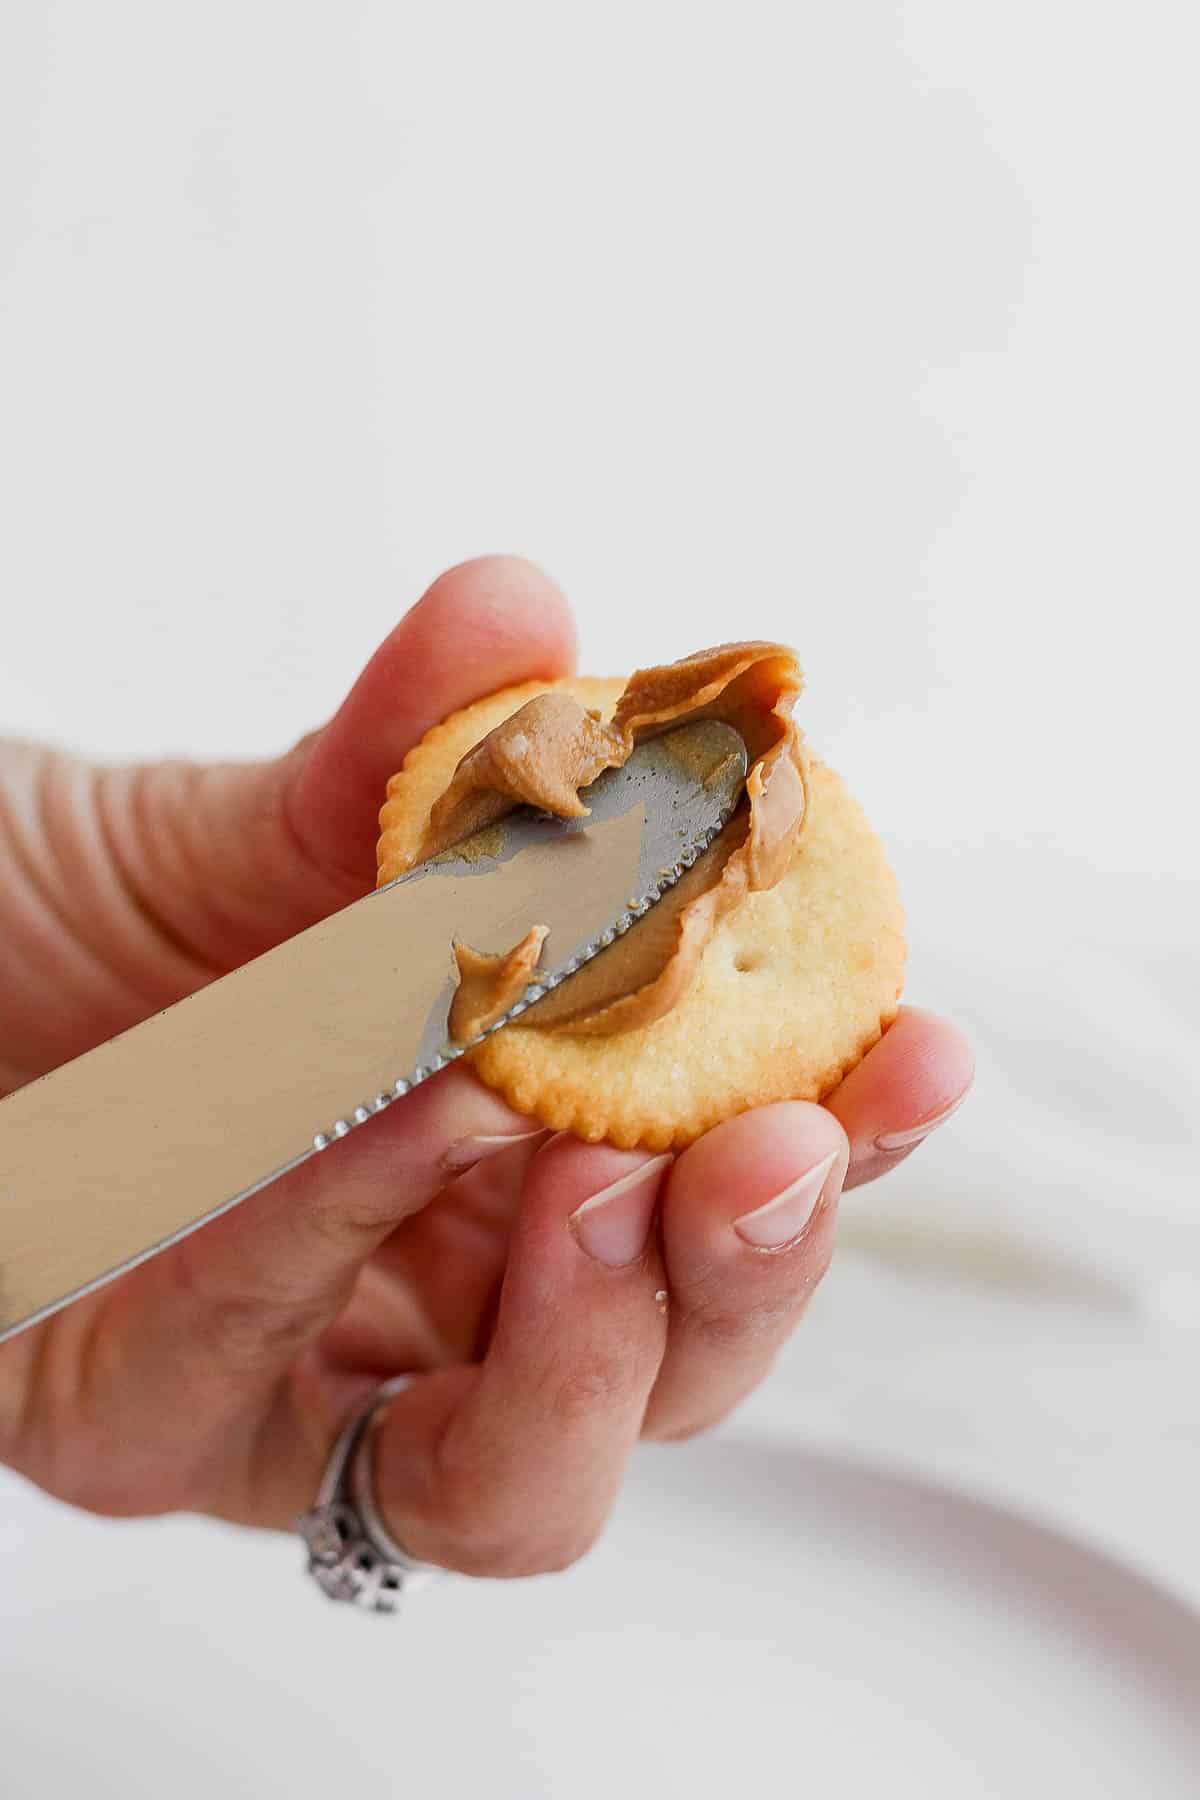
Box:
(874, 1089), (970, 1154)
(733, 1150), (840, 1250)
(441, 1128), (546, 1175)
(569, 1156), (672, 1268)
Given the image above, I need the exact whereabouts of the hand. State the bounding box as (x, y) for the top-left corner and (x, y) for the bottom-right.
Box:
(0, 558), (973, 1577)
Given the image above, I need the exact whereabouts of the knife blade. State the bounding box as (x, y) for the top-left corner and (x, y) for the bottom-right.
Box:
(0, 718), (747, 1342)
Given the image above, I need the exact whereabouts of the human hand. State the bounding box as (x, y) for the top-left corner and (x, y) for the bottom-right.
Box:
(0, 558), (973, 1576)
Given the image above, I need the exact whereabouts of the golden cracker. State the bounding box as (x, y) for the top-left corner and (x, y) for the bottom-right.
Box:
(378, 682), (906, 1149)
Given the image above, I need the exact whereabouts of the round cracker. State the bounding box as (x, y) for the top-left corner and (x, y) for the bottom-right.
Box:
(378, 676), (906, 1150)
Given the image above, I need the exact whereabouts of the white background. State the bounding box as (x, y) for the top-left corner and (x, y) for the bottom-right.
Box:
(2, 2), (1198, 1792)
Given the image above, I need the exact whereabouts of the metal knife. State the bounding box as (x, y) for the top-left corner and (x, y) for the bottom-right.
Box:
(0, 718), (747, 1343)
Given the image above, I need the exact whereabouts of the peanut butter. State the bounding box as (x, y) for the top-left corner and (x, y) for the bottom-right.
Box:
(394, 644), (808, 1040)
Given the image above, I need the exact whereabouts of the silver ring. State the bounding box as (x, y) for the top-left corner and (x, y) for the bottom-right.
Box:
(296, 1374), (444, 1613)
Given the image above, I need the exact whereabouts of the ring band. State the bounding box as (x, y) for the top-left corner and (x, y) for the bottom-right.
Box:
(296, 1374), (444, 1613)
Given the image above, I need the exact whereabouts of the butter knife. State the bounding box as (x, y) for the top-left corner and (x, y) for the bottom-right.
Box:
(0, 719), (746, 1342)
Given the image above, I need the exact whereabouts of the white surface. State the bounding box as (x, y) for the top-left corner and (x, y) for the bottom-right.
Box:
(4, 1436), (1199, 1799)
(2, 2), (1199, 1793)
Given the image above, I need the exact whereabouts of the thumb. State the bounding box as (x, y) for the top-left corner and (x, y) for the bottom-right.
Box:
(100, 555), (577, 976)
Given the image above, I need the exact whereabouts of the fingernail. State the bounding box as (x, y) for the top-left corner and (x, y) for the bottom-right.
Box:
(733, 1150), (840, 1250)
(441, 1128), (546, 1176)
(569, 1156), (672, 1268)
(874, 1089), (970, 1154)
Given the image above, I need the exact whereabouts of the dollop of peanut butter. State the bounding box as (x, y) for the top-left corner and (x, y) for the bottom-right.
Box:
(447, 926), (549, 1042)
(396, 643), (808, 1040)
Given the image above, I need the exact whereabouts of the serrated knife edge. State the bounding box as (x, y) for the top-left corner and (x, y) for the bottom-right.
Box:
(310, 799), (734, 1149)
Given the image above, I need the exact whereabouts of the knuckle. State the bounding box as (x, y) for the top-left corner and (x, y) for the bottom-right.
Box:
(192, 1292), (327, 1366)
(169, 1246), (346, 1370)
(682, 1296), (764, 1350)
(307, 1188), (395, 1245)
(694, 1303), (755, 1349)
(419, 1452), (534, 1578)
(299, 1205), (376, 1259)
(425, 1442), (610, 1579)
(680, 1272), (813, 1351)
(548, 1351), (634, 1425)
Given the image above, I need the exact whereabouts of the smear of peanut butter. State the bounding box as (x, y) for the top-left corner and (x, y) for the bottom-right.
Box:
(425, 693), (625, 852)
(447, 926), (548, 1041)
(394, 643), (808, 1040)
